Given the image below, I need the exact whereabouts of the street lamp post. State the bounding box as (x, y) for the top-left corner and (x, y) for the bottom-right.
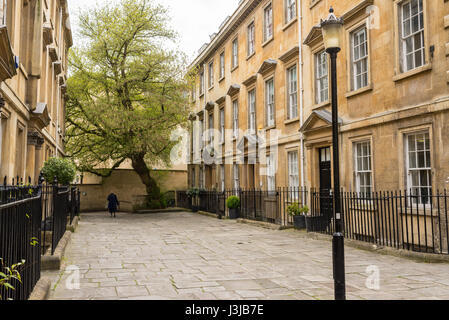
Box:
(320, 7), (346, 301)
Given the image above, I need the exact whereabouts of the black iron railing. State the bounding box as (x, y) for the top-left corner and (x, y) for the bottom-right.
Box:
(176, 187), (308, 226)
(310, 190), (449, 255)
(0, 184), (42, 300)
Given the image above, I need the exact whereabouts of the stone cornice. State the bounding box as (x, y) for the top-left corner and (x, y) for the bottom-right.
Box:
(257, 59), (277, 76)
(279, 46), (299, 63)
(189, 0), (263, 69)
(227, 84), (241, 97)
(242, 74), (257, 87)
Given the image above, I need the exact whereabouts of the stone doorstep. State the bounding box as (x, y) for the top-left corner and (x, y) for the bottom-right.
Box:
(41, 231), (72, 271)
(302, 231), (449, 264)
(28, 277), (51, 300)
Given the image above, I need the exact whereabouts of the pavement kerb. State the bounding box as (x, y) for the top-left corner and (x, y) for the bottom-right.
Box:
(28, 277), (51, 300)
(66, 215), (80, 233)
(289, 229), (449, 264)
(41, 231), (72, 271)
(192, 209), (449, 264)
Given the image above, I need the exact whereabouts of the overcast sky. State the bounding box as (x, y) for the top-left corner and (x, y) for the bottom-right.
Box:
(68, 0), (240, 61)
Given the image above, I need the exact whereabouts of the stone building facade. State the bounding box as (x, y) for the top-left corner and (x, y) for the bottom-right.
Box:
(0, 0), (72, 185)
(188, 0), (303, 192)
(187, 0), (449, 201)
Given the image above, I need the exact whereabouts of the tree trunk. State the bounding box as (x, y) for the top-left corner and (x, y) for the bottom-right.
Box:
(131, 153), (161, 201)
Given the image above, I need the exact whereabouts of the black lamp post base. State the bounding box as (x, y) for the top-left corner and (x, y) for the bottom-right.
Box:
(333, 232), (346, 300)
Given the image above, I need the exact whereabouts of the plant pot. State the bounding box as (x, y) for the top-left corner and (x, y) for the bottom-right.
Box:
(228, 208), (240, 219)
(293, 215), (306, 230)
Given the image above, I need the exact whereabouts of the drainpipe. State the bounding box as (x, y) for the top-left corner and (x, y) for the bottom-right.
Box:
(298, 1), (306, 200)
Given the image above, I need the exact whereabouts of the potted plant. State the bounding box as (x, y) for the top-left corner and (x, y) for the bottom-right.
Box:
(186, 188), (200, 212)
(287, 203), (309, 230)
(226, 195), (240, 219)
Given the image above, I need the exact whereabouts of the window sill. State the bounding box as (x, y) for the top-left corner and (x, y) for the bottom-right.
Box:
(246, 52), (255, 61)
(208, 85), (214, 91)
(312, 100), (330, 110)
(264, 125), (276, 131)
(218, 76), (225, 83)
(231, 65), (239, 73)
(199, 93), (204, 98)
(310, 0), (323, 9)
(284, 117), (300, 125)
(393, 63), (432, 82)
(262, 37), (274, 48)
(345, 84), (373, 99)
(282, 17), (297, 31)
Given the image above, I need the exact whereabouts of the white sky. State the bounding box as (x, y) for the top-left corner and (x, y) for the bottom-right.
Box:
(68, 0), (240, 61)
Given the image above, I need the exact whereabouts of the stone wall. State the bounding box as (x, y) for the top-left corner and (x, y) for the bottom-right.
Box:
(78, 169), (187, 212)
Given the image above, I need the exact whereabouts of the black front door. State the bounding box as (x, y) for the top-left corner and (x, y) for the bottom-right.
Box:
(319, 147), (333, 220)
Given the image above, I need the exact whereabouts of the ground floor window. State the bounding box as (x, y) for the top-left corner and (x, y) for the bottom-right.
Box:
(220, 164), (225, 191)
(233, 163), (239, 190)
(406, 131), (431, 205)
(354, 141), (372, 197)
(266, 154), (276, 191)
(288, 151), (299, 189)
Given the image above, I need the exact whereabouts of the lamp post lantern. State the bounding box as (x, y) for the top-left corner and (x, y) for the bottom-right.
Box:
(320, 7), (346, 301)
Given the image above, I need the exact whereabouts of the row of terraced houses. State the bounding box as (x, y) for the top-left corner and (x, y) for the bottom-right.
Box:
(0, 0), (72, 184)
(186, 0), (449, 204)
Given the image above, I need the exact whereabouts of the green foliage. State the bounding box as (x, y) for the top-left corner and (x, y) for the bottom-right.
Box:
(186, 188), (200, 197)
(226, 196), (240, 209)
(65, 0), (193, 199)
(287, 203), (309, 216)
(41, 157), (77, 186)
(0, 259), (25, 300)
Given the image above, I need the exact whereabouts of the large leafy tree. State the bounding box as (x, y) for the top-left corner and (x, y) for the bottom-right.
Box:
(66, 0), (191, 201)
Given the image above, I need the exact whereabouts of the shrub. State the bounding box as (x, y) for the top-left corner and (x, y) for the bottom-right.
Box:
(287, 203), (301, 216)
(226, 196), (240, 209)
(41, 157), (76, 186)
(287, 203), (309, 216)
(186, 188), (200, 197)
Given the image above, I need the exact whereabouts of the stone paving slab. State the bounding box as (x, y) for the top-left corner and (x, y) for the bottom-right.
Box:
(43, 211), (449, 300)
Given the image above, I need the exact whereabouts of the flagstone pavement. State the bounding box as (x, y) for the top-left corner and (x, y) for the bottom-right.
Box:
(43, 211), (449, 300)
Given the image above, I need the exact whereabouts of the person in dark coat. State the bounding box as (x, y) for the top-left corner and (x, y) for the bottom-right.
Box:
(107, 193), (120, 218)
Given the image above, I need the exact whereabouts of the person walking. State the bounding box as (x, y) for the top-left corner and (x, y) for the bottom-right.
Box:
(107, 192), (120, 218)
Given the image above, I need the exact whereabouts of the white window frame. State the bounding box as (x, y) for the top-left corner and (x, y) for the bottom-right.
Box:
(405, 131), (432, 205)
(264, 3), (273, 42)
(199, 166), (204, 189)
(247, 22), (255, 56)
(288, 151), (299, 189)
(232, 38), (238, 69)
(287, 65), (298, 119)
(219, 52), (225, 79)
(315, 51), (329, 104)
(265, 78), (275, 127)
(285, 0), (296, 24)
(351, 26), (369, 91)
(219, 108), (225, 144)
(233, 163), (240, 190)
(266, 154), (276, 191)
(208, 61), (214, 88)
(199, 71), (205, 96)
(248, 89), (256, 134)
(220, 164), (225, 191)
(354, 141), (373, 197)
(399, 0), (425, 73)
(208, 113), (214, 143)
(232, 100), (239, 139)
(198, 119), (204, 150)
